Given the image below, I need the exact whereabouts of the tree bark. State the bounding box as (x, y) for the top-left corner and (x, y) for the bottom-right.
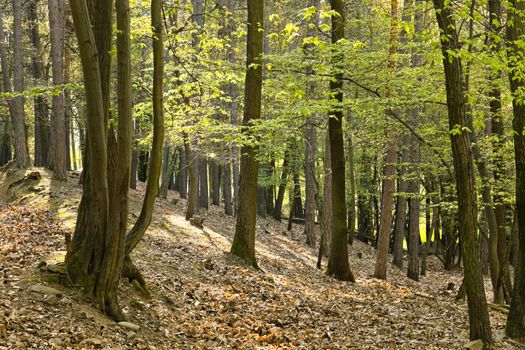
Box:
(326, 0), (355, 282)
(271, 147), (291, 221)
(1, 2), (29, 168)
(506, 0), (525, 338)
(29, 0), (50, 167)
(432, 0), (492, 342)
(48, 0), (68, 180)
(374, 141), (397, 279)
(407, 134), (420, 281)
(230, 0), (263, 267)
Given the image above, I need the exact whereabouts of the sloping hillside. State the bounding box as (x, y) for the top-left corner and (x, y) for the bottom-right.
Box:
(0, 164), (518, 349)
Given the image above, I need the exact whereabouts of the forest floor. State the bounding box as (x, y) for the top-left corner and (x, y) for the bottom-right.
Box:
(0, 164), (522, 350)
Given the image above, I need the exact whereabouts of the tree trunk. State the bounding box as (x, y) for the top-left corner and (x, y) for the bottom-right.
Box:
(210, 160), (221, 205)
(223, 162), (233, 215)
(271, 147), (291, 221)
(392, 145), (408, 269)
(320, 133), (332, 258)
(1, 2), (29, 168)
(407, 135), (420, 281)
(198, 157), (209, 209)
(29, 0), (50, 167)
(184, 132), (198, 220)
(433, 0), (492, 342)
(230, 0), (263, 267)
(122, 0), (165, 292)
(506, 0), (525, 338)
(67, 0), (125, 320)
(48, 0), (68, 180)
(357, 151), (374, 243)
(374, 141), (397, 280)
(303, 0), (319, 247)
(326, 0), (355, 282)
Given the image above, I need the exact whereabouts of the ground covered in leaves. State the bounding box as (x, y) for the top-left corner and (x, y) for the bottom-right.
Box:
(0, 165), (522, 349)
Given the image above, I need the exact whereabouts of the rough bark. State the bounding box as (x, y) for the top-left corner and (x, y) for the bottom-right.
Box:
(374, 141), (397, 280)
(392, 146), (408, 269)
(48, 0), (68, 180)
(230, 0), (263, 267)
(326, 0), (355, 282)
(29, 1), (50, 167)
(1, 2), (29, 168)
(506, 0), (525, 338)
(432, 0), (492, 342)
(198, 157), (209, 209)
(406, 135), (420, 281)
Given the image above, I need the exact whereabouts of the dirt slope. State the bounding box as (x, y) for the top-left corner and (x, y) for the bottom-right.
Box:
(0, 164), (520, 349)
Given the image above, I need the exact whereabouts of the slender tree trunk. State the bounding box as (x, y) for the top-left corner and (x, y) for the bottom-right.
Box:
(303, 0), (319, 244)
(230, 0), (263, 267)
(3, 2), (29, 168)
(272, 147), (291, 221)
(346, 122), (356, 245)
(393, 145), (408, 269)
(198, 157), (209, 209)
(184, 132), (198, 219)
(407, 135), (420, 281)
(48, 0), (68, 180)
(375, 141), (397, 279)
(29, 1), (50, 167)
(319, 134), (333, 260)
(210, 160), (221, 205)
(223, 162), (233, 215)
(122, 0), (165, 290)
(432, 0), (492, 342)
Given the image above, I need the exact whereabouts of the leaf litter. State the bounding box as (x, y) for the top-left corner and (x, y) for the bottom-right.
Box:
(0, 168), (521, 349)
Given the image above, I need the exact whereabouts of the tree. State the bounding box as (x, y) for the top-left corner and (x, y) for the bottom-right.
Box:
(48, 0), (68, 180)
(326, 0), (355, 282)
(123, 0), (165, 286)
(432, 0), (492, 343)
(0, 1), (29, 168)
(506, 0), (525, 338)
(230, 0), (264, 267)
(374, 0), (399, 280)
(66, 0), (133, 320)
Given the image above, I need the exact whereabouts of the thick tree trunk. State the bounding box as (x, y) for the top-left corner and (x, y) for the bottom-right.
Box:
(66, 0), (114, 318)
(230, 0), (263, 267)
(433, 0), (492, 342)
(48, 0), (68, 180)
(506, 0), (525, 338)
(326, 0), (355, 282)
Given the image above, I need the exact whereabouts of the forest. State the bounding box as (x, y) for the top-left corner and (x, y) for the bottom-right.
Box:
(0, 0), (525, 348)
